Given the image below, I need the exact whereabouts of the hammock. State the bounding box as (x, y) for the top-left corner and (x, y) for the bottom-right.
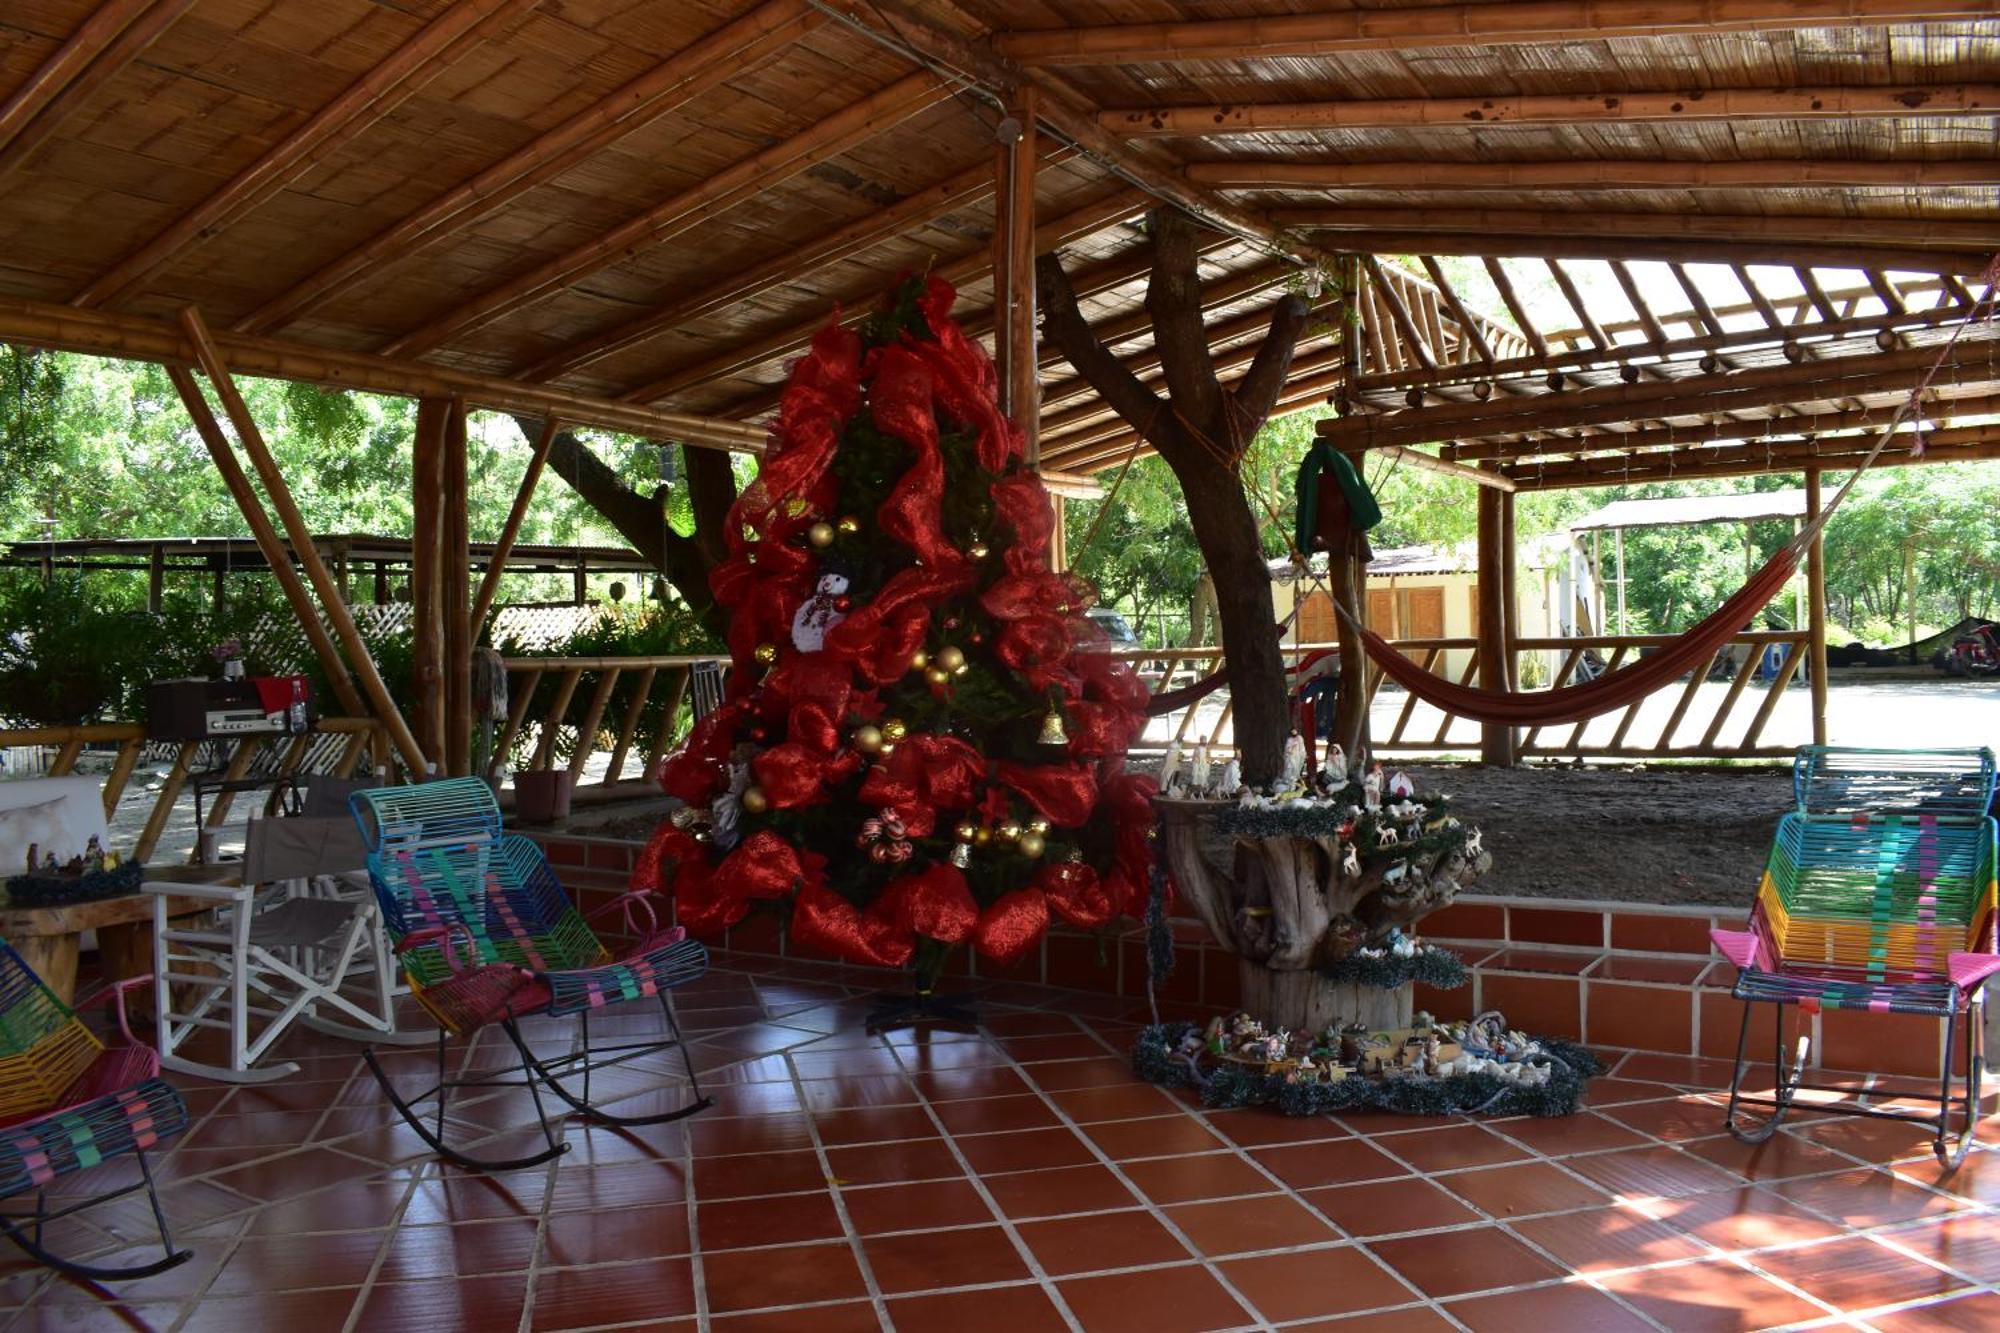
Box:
(1350, 537), (1802, 727)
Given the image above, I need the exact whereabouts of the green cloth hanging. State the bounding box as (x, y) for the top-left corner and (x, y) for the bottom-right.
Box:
(1294, 440), (1382, 556)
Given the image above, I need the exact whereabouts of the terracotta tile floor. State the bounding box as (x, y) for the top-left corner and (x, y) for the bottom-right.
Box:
(5, 959), (2000, 1332)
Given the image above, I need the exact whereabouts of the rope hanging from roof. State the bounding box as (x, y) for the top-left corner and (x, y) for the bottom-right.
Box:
(1338, 252), (2000, 729)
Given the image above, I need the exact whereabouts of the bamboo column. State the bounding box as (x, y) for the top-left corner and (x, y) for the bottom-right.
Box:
(165, 365), (367, 720)
(410, 397), (448, 768)
(1007, 88), (1041, 463)
(1805, 467), (1829, 746)
(1500, 486), (1519, 691)
(1333, 448), (1371, 761)
(1476, 483), (1515, 765)
(175, 308), (427, 776)
(470, 416), (561, 634)
(442, 397), (472, 776)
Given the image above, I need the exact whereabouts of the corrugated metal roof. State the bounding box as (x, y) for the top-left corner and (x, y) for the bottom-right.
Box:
(1569, 488), (1810, 532)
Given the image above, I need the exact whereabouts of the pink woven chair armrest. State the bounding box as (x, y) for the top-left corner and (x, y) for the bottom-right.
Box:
(1947, 952), (2000, 994)
(1710, 927), (1768, 973)
(586, 889), (664, 939)
(396, 923), (482, 975)
(74, 974), (156, 1048)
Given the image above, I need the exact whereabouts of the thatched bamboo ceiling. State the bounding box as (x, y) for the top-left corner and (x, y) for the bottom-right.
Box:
(0, 0), (1994, 475)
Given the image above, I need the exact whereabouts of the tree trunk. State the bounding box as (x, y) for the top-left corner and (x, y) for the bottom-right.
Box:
(512, 417), (735, 636)
(1239, 966), (1411, 1034)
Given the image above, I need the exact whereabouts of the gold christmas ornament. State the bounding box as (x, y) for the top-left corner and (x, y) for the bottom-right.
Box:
(925, 665), (951, 686)
(953, 822), (978, 844)
(974, 827), (992, 845)
(740, 786), (770, 815)
(934, 645), (966, 673)
(1017, 832), (1046, 858)
(998, 822), (1022, 842)
(881, 718), (908, 743)
(753, 643), (778, 665)
(807, 521), (836, 548)
(1037, 707), (1068, 746)
(910, 650), (929, 671)
(836, 515), (861, 535)
(1028, 819), (1050, 836)
(853, 724), (884, 754)
(968, 542), (990, 560)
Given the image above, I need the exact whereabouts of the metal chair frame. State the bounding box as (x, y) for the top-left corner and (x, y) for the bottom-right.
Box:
(1716, 746), (1998, 1169)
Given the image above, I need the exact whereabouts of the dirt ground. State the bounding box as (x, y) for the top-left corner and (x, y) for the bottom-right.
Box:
(1398, 762), (1790, 907)
(578, 762), (1793, 909)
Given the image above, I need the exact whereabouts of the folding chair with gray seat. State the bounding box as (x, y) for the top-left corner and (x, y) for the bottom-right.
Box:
(145, 779), (410, 1081)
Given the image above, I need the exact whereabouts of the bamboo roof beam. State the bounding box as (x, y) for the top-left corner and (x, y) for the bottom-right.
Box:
(1187, 159), (2000, 191)
(1362, 255), (1438, 369)
(623, 186), (1150, 406)
(384, 71), (952, 360)
(72, 0), (539, 311)
(0, 294), (767, 451)
(1547, 260), (1614, 351)
(1358, 290), (1984, 398)
(1610, 262), (1669, 345)
(1319, 335), (2000, 451)
(0, 0), (195, 182)
(1506, 422), (2000, 488)
(1731, 264), (1788, 329)
(239, 0), (820, 338)
(1280, 230), (2000, 279)
(1482, 258), (1549, 359)
(1272, 207), (2000, 256)
(516, 146), (1053, 383)
(1378, 446), (1517, 492)
(992, 1), (1998, 65)
(1098, 84), (2000, 135)
(1868, 270), (1910, 317)
(1421, 256), (1497, 366)
(1444, 392), (2000, 463)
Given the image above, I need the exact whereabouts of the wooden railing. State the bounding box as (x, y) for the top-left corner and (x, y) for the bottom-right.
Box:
(498, 654), (728, 794)
(0, 717), (386, 864)
(1116, 629), (1814, 768)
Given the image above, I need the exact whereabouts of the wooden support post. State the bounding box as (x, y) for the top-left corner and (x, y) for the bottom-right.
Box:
(410, 396), (448, 769)
(1477, 483), (1514, 765)
(1614, 527), (1628, 633)
(146, 544), (163, 614)
(1334, 450), (1371, 760)
(1500, 487), (1519, 690)
(176, 308), (428, 777)
(1002, 89), (1041, 460)
(471, 416), (560, 635)
(1806, 467), (1829, 746)
(443, 397), (472, 776)
(165, 365), (366, 721)
(1048, 494), (1067, 570)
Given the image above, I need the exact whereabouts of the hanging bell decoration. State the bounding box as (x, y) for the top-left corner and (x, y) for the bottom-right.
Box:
(1037, 707), (1068, 746)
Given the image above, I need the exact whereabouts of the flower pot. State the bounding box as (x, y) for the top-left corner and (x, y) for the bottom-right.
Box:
(513, 769), (572, 823)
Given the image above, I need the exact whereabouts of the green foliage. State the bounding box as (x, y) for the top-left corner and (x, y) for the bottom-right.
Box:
(0, 579), (157, 725)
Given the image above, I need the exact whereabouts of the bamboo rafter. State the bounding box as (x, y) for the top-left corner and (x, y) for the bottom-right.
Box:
(993, 1), (2000, 65)
(239, 0), (822, 338)
(0, 0), (195, 182)
(1187, 159), (2000, 191)
(384, 70), (953, 359)
(1098, 84), (2000, 134)
(73, 0), (542, 310)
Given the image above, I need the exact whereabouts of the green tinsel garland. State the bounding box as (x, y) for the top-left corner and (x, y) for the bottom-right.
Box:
(1132, 1022), (1602, 1119)
(1320, 946), (1467, 992)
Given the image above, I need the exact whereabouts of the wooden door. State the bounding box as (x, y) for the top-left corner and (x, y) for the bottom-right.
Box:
(1366, 588), (1396, 636)
(1401, 585), (1446, 663)
(1298, 590), (1337, 645)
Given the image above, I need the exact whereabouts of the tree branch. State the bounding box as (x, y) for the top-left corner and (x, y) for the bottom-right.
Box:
(1144, 208), (1225, 428)
(1231, 292), (1310, 435)
(682, 444), (739, 571)
(1036, 251), (1166, 436)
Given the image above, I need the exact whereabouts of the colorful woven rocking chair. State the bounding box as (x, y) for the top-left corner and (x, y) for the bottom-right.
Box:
(1712, 746), (1999, 1168)
(351, 779), (711, 1171)
(0, 940), (190, 1280)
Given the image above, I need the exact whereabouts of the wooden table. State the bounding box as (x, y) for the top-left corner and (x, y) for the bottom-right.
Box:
(0, 864), (231, 1004)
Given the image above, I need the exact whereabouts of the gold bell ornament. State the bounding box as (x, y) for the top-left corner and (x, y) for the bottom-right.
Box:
(1037, 707), (1068, 746)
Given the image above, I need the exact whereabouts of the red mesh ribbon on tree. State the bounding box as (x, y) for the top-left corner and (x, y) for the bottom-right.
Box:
(673, 831), (803, 935)
(1036, 861), (1114, 930)
(868, 863), (980, 945)
(870, 344), (966, 575)
(792, 876), (914, 969)
(912, 276), (1020, 473)
(730, 321), (862, 538)
(973, 888), (1049, 964)
(996, 762), (1100, 828)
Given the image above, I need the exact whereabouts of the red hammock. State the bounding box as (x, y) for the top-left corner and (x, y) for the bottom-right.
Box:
(1351, 538), (1803, 727)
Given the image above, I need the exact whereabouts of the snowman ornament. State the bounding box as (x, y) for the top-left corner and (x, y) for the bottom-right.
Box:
(791, 572), (850, 652)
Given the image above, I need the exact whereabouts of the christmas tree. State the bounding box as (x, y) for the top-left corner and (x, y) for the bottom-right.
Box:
(637, 276), (1157, 985)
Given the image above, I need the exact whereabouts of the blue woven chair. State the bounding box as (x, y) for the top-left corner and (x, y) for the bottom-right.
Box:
(0, 942), (190, 1279)
(1712, 746), (1999, 1167)
(351, 779), (711, 1170)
